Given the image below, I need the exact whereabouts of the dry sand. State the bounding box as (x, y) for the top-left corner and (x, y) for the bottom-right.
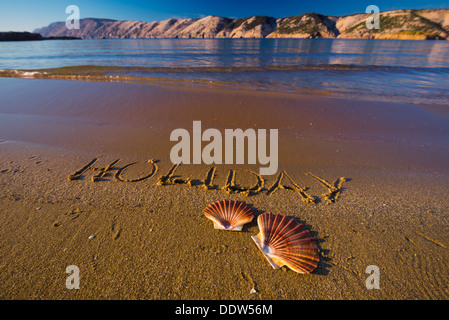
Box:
(0, 78), (449, 299)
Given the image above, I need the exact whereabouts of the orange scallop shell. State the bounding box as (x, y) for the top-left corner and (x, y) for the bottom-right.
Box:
(251, 212), (319, 274)
(204, 200), (254, 231)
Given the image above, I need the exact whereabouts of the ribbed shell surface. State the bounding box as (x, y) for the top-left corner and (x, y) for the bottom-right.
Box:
(204, 200), (254, 231)
(254, 212), (319, 273)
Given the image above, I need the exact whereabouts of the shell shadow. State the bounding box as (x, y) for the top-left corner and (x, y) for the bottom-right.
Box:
(244, 208), (332, 275)
(287, 215), (332, 276)
(241, 202), (265, 232)
(204, 200), (332, 276)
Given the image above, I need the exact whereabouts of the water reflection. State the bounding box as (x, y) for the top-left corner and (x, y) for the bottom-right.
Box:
(2, 38), (449, 69)
(1, 38), (449, 105)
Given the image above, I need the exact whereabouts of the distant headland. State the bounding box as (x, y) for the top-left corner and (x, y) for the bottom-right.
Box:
(33, 9), (449, 40)
(0, 31), (81, 42)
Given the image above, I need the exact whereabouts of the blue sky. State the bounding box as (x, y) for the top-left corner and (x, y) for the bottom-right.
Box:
(1, 0), (448, 32)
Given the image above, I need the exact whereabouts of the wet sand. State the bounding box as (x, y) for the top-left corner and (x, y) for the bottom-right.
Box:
(1, 78), (449, 299)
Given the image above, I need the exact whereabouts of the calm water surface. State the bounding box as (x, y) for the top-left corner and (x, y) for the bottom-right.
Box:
(1, 38), (449, 104)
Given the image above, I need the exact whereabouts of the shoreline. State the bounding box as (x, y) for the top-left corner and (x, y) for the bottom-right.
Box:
(1, 78), (449, 299)
(2, 64), (448, 107)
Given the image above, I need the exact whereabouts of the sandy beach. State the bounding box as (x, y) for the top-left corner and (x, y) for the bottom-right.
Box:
(1, 77), (449, 300)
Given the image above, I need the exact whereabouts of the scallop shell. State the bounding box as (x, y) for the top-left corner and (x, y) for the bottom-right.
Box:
(204, 200), (254, 231)
(251, 212), (319, 274)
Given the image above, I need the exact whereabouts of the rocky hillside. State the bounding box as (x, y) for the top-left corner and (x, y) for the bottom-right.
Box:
(216, 16), (277, 38)
(267, 13), (339, 38)
(34, 9), (449, 40)
(339, 9), (449, 40)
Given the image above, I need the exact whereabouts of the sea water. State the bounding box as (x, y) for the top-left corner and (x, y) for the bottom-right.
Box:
(1, 38), (449, 105)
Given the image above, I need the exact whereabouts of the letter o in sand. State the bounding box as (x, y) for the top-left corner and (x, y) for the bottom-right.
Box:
(115, 160), (158, 182)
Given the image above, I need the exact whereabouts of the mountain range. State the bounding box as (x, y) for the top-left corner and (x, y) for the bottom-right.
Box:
(34, 9), (449, 40)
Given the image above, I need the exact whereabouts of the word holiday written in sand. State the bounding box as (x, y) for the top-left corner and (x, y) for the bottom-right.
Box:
(67, 158), (348, 204)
